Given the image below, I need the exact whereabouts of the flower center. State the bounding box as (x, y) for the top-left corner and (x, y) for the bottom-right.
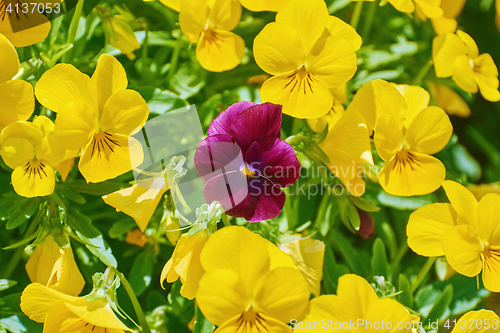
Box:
(203, 29), (222, 45)
(284, 67), (314, 94)
(90, 132), (120, 157)
(392, 149), (420, 172)
(23, 159), (48, 180)
(241, 163), (255, 177)
(469, 59), (475, 69)
(235, 310), (267, 333)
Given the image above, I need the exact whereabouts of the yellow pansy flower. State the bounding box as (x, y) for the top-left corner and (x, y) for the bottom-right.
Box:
(308, 103), (374, 196)
(279, 237), (325, 297)
(196, 226), (309, 332)
(178, 0), (245, 72)
(431, 0), (466, 35)
(433, 30), (500, 102)
(0, 116), (65, 198)
(429, 82), (471, 118)
(349, 80), (452, 196)
(407, 180), (500, 292)
(0, 34), (34, 133)
(25, 236), (85, 297)
(20, 283), (132, 332)
(388, 0), (443, 19)
(160, 229), (209, 300)
(125, 229), (151, 247)
(296, 274), (418, 332)
(103, 176), (169, 232)
(451, 310), (500, 333)
(0, 0), (51, 47)
(253, 0), (358, 119)
(54, 150), (79, 182)
(35, 54), (149, 183)
(239, 0), (290, 12)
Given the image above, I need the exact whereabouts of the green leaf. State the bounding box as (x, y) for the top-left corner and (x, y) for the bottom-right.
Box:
(59, 187), (86, 204)
(397, 274), (413, 308)
(339, 197), (360, 231)
(0, 280), (16, 292)
(322, 243), (349, 294)
(427, 284), (453, 322)
(193, 306), (215, 333)
(371, 238), (389, 279)
(352, 196), (380, 212)
(451, 144), (481, 182)
(380, 222), (397, 260)
(109, 218), (137, 239)
(377, 191), (436, 210)
(0, 205), (9, 221)
(77, 232), (117, 267)
(6, 199), (38, 230)
(135, 87), (188, 115)
(330, 229), (368, 277)
(128, 250), (154, 297)
(61, 180), (123, 196)
(67, 209), (100, 238)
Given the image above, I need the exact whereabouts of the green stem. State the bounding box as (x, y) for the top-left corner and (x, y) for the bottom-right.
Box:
(410, 257), (436, 293)
(412, 59), (433, 86)
(388, 241), (408, 282)
(284, 188), (294, 230)
(362, 0), (378, 41)
(166, 35), (182, 87)
(111, 268), (151, 333)
(350, 1), (364, 31)
(63, 0), (85, 63)
(314, 189), (330, 229)
(2, 214), (41, 279)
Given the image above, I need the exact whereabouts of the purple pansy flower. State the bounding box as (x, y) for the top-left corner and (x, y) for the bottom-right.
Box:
(194, 102), (301, 222)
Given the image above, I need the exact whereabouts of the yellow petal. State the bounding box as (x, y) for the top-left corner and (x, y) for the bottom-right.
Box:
(20, 283), (78, 323)
(46, 245), (86, 296)
(346, 79), (407, 131)
(404, 106), (453, 155)
(336, 274), (379, 320)
(55, 151), (77, 182)
(295, 296), (344, 332)
(279, 238), (324, 297)
(306, 36), (357, 88)
(0, 33), (19, 83)
(25, 236), (63, 287)
(196, 269), (250, 326)
(35, 64), (91, 113)
(324, 16), (362, 51)
(99, 89), (149, 136)
(440, 0), (466, 19)
(414, 0), (443, 18)
(322, 109), (373, 165)
(64, 299), (131, 331)
(482, 248), (500, 292)
(452, 54), (478, 93)
(1, 137), (34, 169)
(196, 30), (245, 72)
(239, 0), (290, 12)
(365, 298), (415, 331)
(109, 18), (141, 58)
(159, 0), (181, 11)
(456, 30), (479, 59)
(260, 71), (333, 119)
(88, 54), (128, 117)
(307, 102), (345, 132)
(1, 120), (43, 148)
(275, 0), (328, 53)
(468, 183), (500, 201)
(171, 229), (209, 299)
(407, 203), (456, 257)
(11, 162), (55, 198)
(254, 22), (305, 75)
(374, 115), (405, 162)
(216, 313), (291, 333)
(378, 150), (446, 196)
(102, 180), (168, 232)
(0, 11), (50, 47)
(394, 84), (430, 123)
(165, 214), (181, 245)
(179, 0), (208, 43)
(208, 0), (241, 31)
(441, 180), (478, 228)
(79, 134), (144, 183)
(160, 258), (179, 289)
(0, 81), (35, 132)
(431, 16), (458, 35)
(54, 102), (98, 150)
(389, 0), (415, 13)
(474, 53), (500, 102)
(452, 310), (500, 333)
(429, 82), (471, 118)
(442, 225), (483, 277)
(200, 226), (271, 293)
(476, 194), (500, 244)
(253, 267), (310, 323)
(432, 33), (467, 78)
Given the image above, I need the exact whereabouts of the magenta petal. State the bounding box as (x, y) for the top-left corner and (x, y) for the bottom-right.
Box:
(203, 171), (249, 212)
(245, 137), (301, 188)
(207, 101), (257, 137)
(229, 103), (283, 152)
(194, 134), (244, 181)
(227, 175), (286, 222)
